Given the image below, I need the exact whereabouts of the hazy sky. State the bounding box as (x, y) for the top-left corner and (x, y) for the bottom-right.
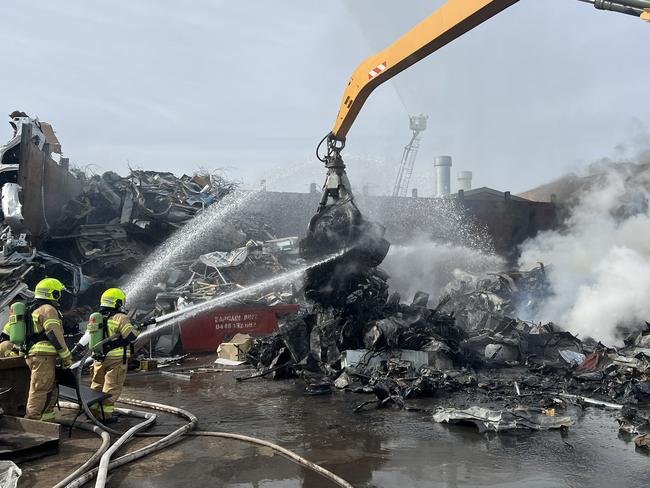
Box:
(1, 0), (648, 195)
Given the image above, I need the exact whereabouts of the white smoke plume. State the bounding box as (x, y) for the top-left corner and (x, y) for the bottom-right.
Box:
(382, 237), (504, 303)
(519, 158), (650, 345)
(381, 196), (504, 303)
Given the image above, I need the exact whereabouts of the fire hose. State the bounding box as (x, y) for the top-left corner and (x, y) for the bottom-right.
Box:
(64, 349), (354, 488)
(93, 407), (156, 488)
(52, 420), (110, 488)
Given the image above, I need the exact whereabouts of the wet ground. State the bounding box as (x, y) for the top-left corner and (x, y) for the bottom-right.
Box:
(20, 356), (650, 487)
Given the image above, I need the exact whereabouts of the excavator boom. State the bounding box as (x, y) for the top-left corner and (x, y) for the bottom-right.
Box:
(331, 0), (648, 142)
(301, 0), (647, 302)
(332, 0), (520, 142)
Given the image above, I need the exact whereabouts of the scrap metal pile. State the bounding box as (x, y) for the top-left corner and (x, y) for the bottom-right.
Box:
(0, 114), (296, 336)
(150, 237), (301, 317)
(56, 169), (238, 234)
(246, 263), (650, 436)
(48, 169), (242, 277)
(1, 168), (243, 300)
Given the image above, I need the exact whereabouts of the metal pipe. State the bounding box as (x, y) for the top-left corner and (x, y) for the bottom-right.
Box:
(601, 0), (649, 8)
(577, 0), (650, 7)
(457, 171), (473, 191)
(558, 393), (623, 410)
(434, 156), (452, 197)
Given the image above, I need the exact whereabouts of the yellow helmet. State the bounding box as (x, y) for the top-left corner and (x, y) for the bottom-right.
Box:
(100, 288), (126, 309)
(34, 277), (66, 302)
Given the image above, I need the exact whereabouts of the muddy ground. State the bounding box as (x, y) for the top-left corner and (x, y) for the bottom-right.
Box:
(19, 355), (650, 487)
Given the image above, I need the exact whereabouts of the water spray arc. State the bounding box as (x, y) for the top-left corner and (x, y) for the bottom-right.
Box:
(134, 251), (345, 347)
(123, 160), (313, 305)
(123, 189), (260, 303)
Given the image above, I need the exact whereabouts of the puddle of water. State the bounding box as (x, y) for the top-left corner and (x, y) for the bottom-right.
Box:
(116, 367), (649, 488)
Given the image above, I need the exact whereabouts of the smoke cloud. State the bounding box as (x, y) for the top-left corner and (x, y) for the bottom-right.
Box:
(382, 237), (504, 303)
(519, 146), (650, 344)
(380, 196), (505, 303)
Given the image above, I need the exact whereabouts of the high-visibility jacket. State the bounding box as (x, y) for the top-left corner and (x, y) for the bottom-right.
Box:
(1, 322), (9, 337)
(104, 312), (137, 359)
(28, 303), (71, 363)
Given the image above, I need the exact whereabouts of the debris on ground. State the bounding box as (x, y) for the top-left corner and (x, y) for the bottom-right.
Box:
(438, 264), (551, 333)
(245, 260), (650, 434)
(634, 433), (650, 450)
(0, 460), (22, 488)
(432, 405), (576, 433)
(150, 237), (299, 315)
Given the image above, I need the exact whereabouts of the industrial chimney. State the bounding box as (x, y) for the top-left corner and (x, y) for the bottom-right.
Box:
(457, 171), (472, 191)
(434, 156), (452, 197)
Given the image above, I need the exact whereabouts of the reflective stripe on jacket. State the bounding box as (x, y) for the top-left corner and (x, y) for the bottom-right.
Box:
(28, 304), (71, 360)
(105, 313), (136, 358)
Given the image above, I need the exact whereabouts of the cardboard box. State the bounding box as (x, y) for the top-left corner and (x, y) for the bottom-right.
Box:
(217, 333), (252, 362)
(139, 359), (158, 371)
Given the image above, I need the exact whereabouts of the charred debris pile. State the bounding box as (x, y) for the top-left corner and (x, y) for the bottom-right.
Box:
(0, 166), (303, 318)
(2, 168), (257, 290)
(49, 169), (242, 275)
(248, 259), (650, 433)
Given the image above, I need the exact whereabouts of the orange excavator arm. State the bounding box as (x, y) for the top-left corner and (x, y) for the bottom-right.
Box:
(314, 0), (523, 217)
(330, 0), (648, 143)
(301, 0), (647, 267)
(304, 0), (525, 263)
(331, 0), (521, 142)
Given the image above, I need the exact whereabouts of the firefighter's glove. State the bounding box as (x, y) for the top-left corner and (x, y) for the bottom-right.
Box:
(61, 356), (73, 369)
(139, 317), (157, 328)
(91, 350), (106, 361)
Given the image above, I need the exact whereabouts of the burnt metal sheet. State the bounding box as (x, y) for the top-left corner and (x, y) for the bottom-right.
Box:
(1, 183), (23, 228)
(16, 124), (83, 238)
(0, 415), (60, 462)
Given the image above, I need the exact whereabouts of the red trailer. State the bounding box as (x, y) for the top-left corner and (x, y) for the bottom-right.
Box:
(178, 303), (300, 353)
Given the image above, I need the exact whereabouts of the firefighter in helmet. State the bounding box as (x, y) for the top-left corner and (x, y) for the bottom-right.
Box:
(22, 278), (72, 421)
(88, 288), (138, 422)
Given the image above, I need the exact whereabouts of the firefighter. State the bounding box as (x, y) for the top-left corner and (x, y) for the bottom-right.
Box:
(89, 288), (138, 422)
(24, 278), (72, 421)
